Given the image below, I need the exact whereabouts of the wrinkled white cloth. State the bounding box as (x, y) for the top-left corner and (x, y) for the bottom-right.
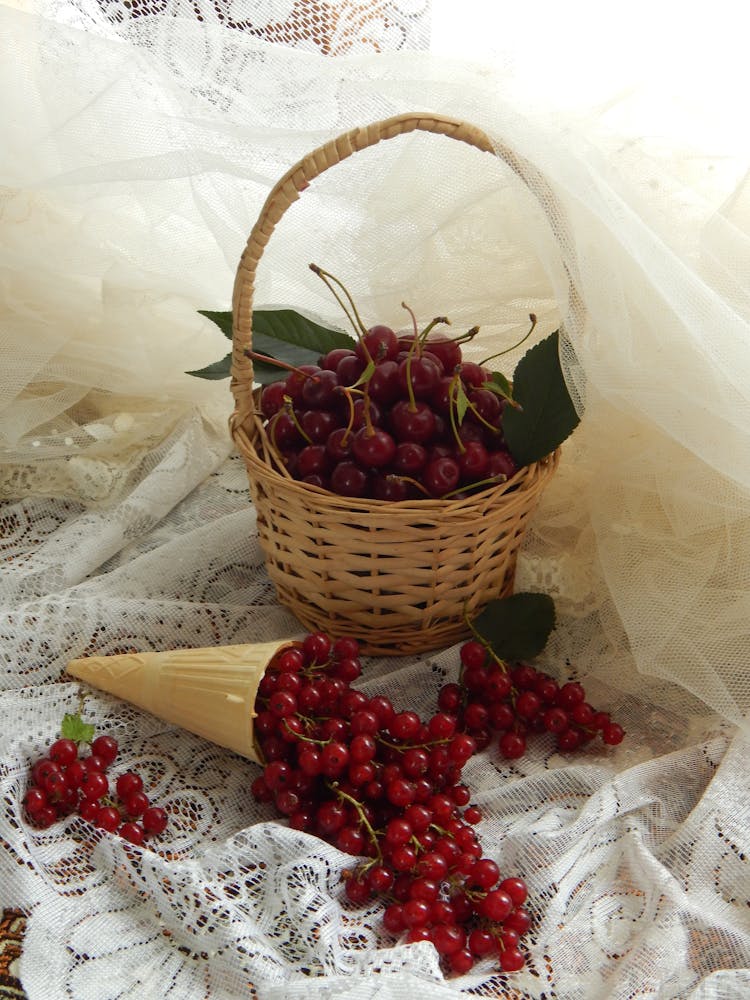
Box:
(2, 2), (750, 997)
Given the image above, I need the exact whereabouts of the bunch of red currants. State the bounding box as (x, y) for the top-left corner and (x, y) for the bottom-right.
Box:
(24, 727), (168, 846)
(250, 629), (624, 977)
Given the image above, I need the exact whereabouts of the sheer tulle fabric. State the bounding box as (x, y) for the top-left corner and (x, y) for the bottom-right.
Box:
(2, 2), (750, 997)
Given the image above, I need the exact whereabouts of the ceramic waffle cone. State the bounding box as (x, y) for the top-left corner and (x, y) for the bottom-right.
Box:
(66, 640), (299, 762)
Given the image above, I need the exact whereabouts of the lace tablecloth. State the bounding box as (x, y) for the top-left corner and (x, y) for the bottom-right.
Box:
(1, 438), (749, 999)
(3, 1), (750, 995)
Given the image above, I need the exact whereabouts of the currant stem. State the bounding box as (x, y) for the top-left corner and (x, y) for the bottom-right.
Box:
(478, 313), (537, 367)
(376, 735), (451, 752)
(327, 781), (382, 860)
(282, 720), (328, 746)
(462, 604), (509, 673)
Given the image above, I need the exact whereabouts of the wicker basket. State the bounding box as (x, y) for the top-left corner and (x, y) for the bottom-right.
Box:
(229, 113), (567, 656)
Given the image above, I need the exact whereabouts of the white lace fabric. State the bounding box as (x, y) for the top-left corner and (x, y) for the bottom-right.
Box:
(2, 1), (750, 997)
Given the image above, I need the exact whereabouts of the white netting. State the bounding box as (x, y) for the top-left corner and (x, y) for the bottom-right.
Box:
(2, 0), (750, 996)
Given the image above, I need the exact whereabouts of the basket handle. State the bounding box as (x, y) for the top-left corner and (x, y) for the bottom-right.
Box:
(230, 111), (578, 432)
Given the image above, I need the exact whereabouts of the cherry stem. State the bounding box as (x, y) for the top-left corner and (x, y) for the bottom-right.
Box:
(363, 394), (375, 437)
(339, 387), (356, 446)
(401, 303), (420, 412)
(454, 325), (481, 344)
(244, 349), (319, 380)
(267, 409), (284, 453)
(402, 301), (420, 345)
(442, 474), (507, 500)
(466, 399), (503, 435)
(390, 474), (432, 499)
(479, 313), (537, 367)
(310, 263), (371, 347)
(419, 316), (451, 345)
(283, 397), (312, 444)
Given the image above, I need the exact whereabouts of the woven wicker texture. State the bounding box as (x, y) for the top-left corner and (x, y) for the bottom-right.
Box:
(230, 113), (566, 654)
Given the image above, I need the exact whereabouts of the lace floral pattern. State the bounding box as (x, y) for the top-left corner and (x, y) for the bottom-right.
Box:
(3, 0), (750, 995)
(1, 452), (746, 999)
(83, 0), (430, 53)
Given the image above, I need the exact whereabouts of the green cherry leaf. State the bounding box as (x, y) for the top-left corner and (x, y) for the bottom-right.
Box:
(190, 308), (354, 383)
(197, 310), (233, 341)
(484, 371), (515, 405)
(472, 592), (556, 662)
(351, 358), (376, 389)
(186, 353), (233, 380)
(252, 308), (353, 358)
(60, 713), (95, 745)
(502, 331), (580, 466)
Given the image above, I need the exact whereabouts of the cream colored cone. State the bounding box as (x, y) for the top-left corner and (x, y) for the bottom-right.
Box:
(66, 639), (299, 762)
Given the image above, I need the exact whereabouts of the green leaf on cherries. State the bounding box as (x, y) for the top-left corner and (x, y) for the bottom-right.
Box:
(454, 381), (470, 424)
(60, 713), (95, 745)
(502, 331), (580, 466)
(484, 370), (515, 404)
(188, 308), (353, 383)
(352, 358), (376, 389)
(472, 592), (555, 662)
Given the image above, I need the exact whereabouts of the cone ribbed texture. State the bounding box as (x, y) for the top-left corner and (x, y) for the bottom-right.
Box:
(67, 640), (295, 762)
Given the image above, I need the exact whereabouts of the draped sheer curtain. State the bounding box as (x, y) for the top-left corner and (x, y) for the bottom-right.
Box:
(2, 2), (750, 998)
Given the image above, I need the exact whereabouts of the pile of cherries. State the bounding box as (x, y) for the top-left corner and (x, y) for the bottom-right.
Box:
(251, 629), (625, 977)
(24, 728), (168, 846)
(257, 266), (522, 500)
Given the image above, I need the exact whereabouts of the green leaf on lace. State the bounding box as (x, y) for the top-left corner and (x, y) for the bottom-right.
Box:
(502, 331), (580, 466)
(60, 713), (95, 745)
(472, 592), (556, 662)
(188, 308), (354, 383)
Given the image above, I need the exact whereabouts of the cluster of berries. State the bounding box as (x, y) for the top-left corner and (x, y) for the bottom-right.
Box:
(257, 266), (525, 501)
(442, 640), (625, 761)
(250, 632), (533, 975)
(24, 724), (168, 846)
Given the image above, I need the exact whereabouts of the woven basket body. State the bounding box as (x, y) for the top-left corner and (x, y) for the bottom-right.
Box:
(230, 114), (570, 655)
